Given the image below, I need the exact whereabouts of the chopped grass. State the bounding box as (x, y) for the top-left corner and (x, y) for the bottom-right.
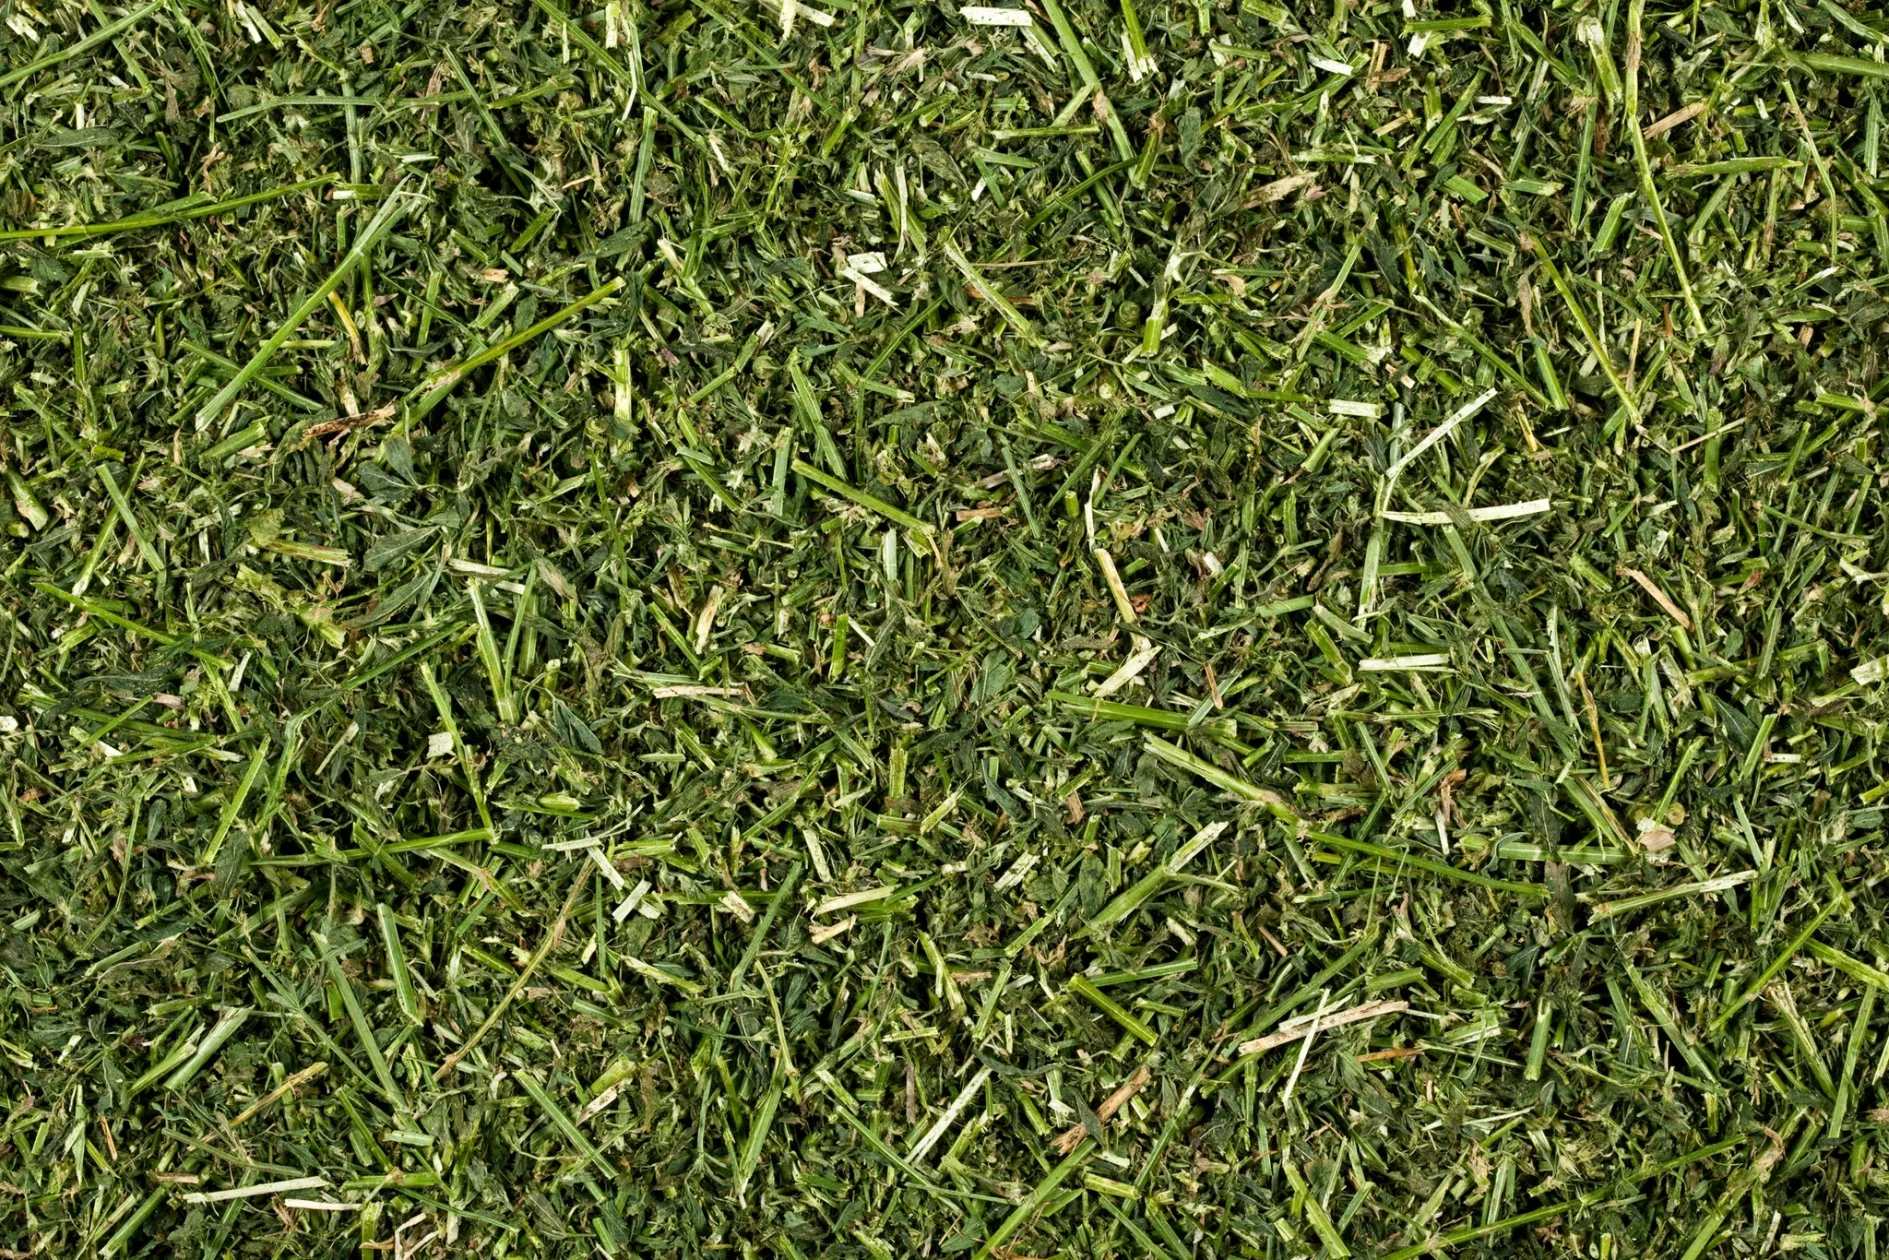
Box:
(4, 0), (1889, 1256)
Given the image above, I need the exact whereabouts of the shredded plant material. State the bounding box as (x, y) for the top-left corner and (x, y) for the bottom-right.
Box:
(3, 0), (1889, 1256)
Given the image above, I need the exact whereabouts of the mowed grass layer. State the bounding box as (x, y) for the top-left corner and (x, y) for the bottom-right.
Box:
(3, 0), (1889, 1256)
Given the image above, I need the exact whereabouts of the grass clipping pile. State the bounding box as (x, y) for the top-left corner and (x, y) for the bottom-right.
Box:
(3, 0), (1889, 1255)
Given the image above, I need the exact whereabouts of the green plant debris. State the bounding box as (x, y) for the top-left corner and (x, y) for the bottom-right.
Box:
(3, 0), (1889, 1256)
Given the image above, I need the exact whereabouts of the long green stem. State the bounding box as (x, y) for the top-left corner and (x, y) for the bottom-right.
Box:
(400, 276), (625, 429)
(0, 176), (336, 242)
(0, 0), (163, 90)
(1527, 236), (1637, 422)
(194, 185), (415, 427)
(1624, 0), (1707, 338)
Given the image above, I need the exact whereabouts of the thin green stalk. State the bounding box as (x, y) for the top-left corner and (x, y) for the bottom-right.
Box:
(974, 1140), (1095, 1260)
(1710, 895), (1844, 1032)
(1623, 0), (1706, 338)
(0, 0), (164, 90)
(401, 276), (624, 429)
(1036, 0), (1134, 161)
(1525, 235), (1637, 423)
(0, 176), (336, 242)
(195, 185), (415, 426)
